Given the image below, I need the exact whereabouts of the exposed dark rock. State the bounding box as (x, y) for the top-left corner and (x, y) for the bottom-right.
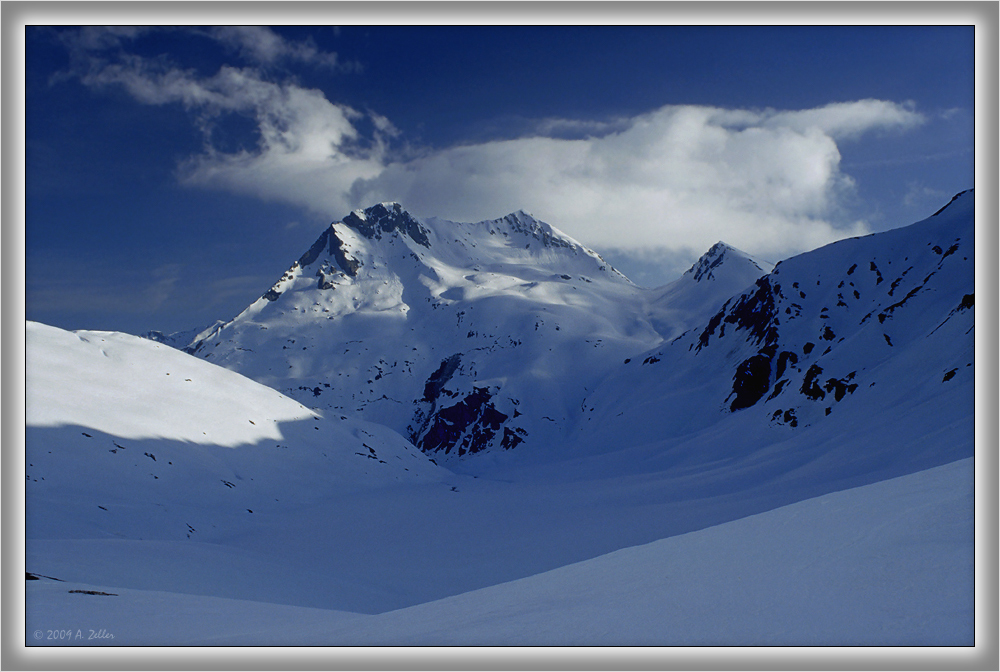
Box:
(959, 293), (974, 311)
(329, 231), (362, 276)
(317, 267), (338, 290)
(501, 426), (525, 450)
(880, 282), (928, 322)
(501, 211), (574, 249)
(766, 378), (788, 401)
(724, 277), (779, 348)
(869, 261), (884, 285)
(695, 309), (726, 351)
(823, 375), (858, 402)
(769, 407), (797, 427)
(417, 387), (510, 455)
(343, 203), (431, 248)
(775, 351), (798, 380)
(298, 230), (330, 268)
(730, 354), (772, 411)
(931, 189), (972, 216)
(801, 364), (825, 401)
(27, 572), (63, 582)
(689, 242), (729, 282)
(697, 277), (778, 355)
(422, 354), (462, 402)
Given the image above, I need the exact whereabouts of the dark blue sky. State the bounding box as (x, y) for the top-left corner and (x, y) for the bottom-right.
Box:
(23, 24), (975, 335)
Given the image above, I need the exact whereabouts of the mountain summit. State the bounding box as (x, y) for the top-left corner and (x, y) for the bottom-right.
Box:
(685, 242), (771, 283)
(184, 205), (760, 457)
(341, 202), (432, 248)
(644, 241), (773, 339)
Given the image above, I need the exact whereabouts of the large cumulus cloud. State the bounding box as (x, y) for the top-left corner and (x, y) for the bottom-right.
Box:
(63, 27), (925, 265)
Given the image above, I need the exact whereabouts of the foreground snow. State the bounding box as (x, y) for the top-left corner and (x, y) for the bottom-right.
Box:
(26, 457), (973, 646)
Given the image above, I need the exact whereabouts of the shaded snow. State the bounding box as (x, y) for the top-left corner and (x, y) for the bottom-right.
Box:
(26, 458), (973, 646)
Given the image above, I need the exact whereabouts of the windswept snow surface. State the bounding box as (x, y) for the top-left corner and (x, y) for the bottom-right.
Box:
(24, 193), (975, 646)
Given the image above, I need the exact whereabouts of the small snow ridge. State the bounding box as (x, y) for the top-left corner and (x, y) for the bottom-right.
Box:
(931, 189), (973, 217)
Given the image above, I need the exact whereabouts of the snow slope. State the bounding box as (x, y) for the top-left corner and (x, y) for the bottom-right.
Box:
(26, 321), (445, 549)
(26, 457), (973, 646)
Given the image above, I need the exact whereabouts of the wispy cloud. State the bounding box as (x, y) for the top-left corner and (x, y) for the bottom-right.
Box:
(55, 26), (355, 74)
(57, 28), (928, 264)
(902, 182), (949, 209)
(207, 26), (358, 71)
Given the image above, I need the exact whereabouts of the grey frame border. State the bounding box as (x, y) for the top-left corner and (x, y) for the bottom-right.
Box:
(4, 2), (997, 670)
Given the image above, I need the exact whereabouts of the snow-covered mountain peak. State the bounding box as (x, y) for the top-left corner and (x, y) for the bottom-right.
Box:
(341, 202), (431, 248)
(643, 241), (773, 340)
(480, 209), (584, 252)
(684, 241), (771, 283)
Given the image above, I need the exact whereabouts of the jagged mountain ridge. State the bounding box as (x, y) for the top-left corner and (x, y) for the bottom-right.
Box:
(184, 203), (767, 458)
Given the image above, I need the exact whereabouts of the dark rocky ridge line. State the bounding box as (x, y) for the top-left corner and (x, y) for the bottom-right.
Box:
(343, 202), (431, 248)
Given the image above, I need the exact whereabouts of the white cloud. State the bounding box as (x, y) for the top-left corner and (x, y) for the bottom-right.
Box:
(208, 27), (355, 70)
(761, 99), (924, 140)
(64, 33), (926, 265)
(348, 105), (888, 259)
(902, 182), (948, 209)
(57, 26), (354, 73)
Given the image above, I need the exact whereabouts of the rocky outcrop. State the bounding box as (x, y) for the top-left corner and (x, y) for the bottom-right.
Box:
(343, 203), (431, 248)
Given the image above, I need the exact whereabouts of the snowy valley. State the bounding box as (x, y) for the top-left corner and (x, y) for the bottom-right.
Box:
(25, 192), (976, 647)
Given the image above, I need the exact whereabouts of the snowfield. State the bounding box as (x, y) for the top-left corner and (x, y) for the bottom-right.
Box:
(26, 457), (973, 646)
(23, 192), (977, 648)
